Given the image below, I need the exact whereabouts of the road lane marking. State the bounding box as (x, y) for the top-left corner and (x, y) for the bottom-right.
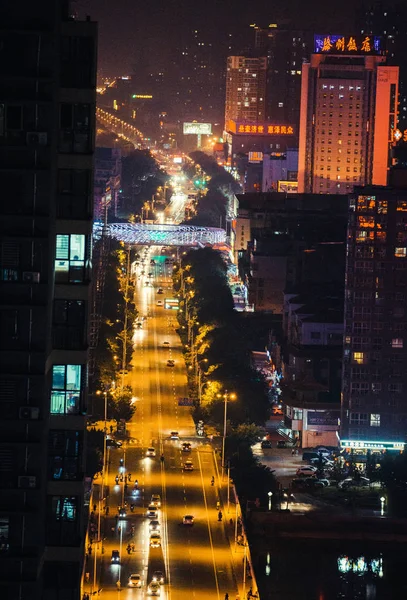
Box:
(197, 449), (221, 600)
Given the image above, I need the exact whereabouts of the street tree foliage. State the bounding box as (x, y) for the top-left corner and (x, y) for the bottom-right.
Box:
(176, 248), (270, 429)
(120, 149), (169, 218)
(378, 449), (407, 516)
(93, 241), (137, 395)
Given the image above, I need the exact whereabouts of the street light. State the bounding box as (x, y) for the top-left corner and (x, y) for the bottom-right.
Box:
(268, 491), (273, 511)
(216, 390), (236, 479)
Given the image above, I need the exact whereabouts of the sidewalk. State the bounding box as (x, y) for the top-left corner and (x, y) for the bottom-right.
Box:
(212, 449), (260, 600)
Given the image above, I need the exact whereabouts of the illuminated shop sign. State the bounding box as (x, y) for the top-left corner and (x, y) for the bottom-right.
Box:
(314, 34), (381, 55)
(228, 120), (294, 136)
(393, 129), (407, 142)
(340, 440), (404, 451)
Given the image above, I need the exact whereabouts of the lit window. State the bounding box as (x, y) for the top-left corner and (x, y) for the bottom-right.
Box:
(50, 364), (83, 414)
(395, 247), (407, 258)
(397, 200), (407, 212)
(392, 338), (403, 349)
(353, 352), (365, 364)
(370, 413), (380, 427)
(55, 234), (86, 283)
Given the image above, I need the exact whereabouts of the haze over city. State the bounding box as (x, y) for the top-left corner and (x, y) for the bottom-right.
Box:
(2, 0), (407, 599)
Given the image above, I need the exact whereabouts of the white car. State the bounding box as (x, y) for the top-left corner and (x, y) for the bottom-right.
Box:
(296, 466), (317, 477)
(146, 447), (156, 457)
(146, 505), (158, 519)
(128, 574), (142, 588)
(147, 581), (161, 596)
(170, 431), (179, 439)
(151, 494), (161, 507)
(149, 533), (161, 547)
(183, 460), (194, 471)
(157, 300), (163, 306)
(149, 519), (160, 533)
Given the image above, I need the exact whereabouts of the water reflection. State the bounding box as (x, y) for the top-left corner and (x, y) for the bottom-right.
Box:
(255, 543), (407, 600)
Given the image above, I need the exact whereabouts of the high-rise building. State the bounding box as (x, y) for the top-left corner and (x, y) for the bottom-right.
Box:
(254, 25), (311, 128)
(0, 1), (96, 597)
(298, 35), (399, 194)
(341, 164), (407, 452)
(224, 55), (267, 129)
(357, 1), (407, 131)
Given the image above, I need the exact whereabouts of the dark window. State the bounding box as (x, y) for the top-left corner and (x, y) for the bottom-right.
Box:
(61, 36), (95, 88)
(59, 104), (92, 154)
(6, 105), (22, 130)
(43, 561), (81, 599)
(46, 496), (79, 546)
(52, 300), (86, 349)
(48, 430), (83, 481)
(57, 169), (91, 219)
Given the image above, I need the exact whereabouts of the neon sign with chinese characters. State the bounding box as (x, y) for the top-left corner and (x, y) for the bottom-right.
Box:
(314, 34), (381, 55)
(228, 120), (295, 136)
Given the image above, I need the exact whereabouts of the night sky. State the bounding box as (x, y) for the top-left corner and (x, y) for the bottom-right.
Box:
(77, 0), (359, 77)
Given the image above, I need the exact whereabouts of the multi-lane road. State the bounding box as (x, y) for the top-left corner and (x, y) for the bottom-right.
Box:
(87, 247), (239, 600)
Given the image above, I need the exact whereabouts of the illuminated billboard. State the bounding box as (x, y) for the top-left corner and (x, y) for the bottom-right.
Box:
(314, 34), (381, 55)
(183, 122), (212, 135)
(173, 156), (183, 164)
(227, 120), (294, 136)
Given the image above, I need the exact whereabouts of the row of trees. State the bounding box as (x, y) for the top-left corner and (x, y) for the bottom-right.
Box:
(87, 241), (138, 477)
(174, 248), (277, 504)
(182, 151), (241, 228)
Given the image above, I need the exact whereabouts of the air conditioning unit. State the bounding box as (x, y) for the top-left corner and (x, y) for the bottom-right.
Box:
(22, 271), (40, 283)
(19, 406), (40, 420)
(26, 132), (48, 146)
(18, 475), (37, 489)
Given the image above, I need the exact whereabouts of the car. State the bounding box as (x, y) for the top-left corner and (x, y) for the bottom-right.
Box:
(338, 477), (370, 489)
(183, 460), (194, 471)
(150, 260), (156, 265)
(304, 478), (325, 489)
(149, 533), (161, 547)
(167, 359), (175, 367)
(157, 288), (163, 294)
(148, 272), (153, 277)
(149, 519), (160, 533)
(163, 341), (170, 346)
(152, 571), (165, 584)
(128, 574), (142, 588)
(170, 431), (179, 439)
(118, 507), (127, 518)
(277, 440), (292, 448)
(118, 369), (129, 375)
(111, 550), (120, 563)
(182, 514), (194, 525)
(136, 321), (143, 328)
(106, 439), (122, 448)
(316, 478), (330, 487)
(147, 581), (161, 596)
(157, 300), (163, 306)
(151, 494), (161, 507)
(309, 456), (333, 466)
(182, 442), (192, 452)
(146, 447), (156, 457)
(146, 505), (158, 519)
(296, 466), (317, 477)
(261, 440), (272, 449)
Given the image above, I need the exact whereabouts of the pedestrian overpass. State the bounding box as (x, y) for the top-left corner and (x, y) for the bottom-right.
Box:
(93, 222), (227, 247)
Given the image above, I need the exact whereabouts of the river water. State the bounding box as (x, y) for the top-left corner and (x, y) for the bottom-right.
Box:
(253, 540), (407, 600)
